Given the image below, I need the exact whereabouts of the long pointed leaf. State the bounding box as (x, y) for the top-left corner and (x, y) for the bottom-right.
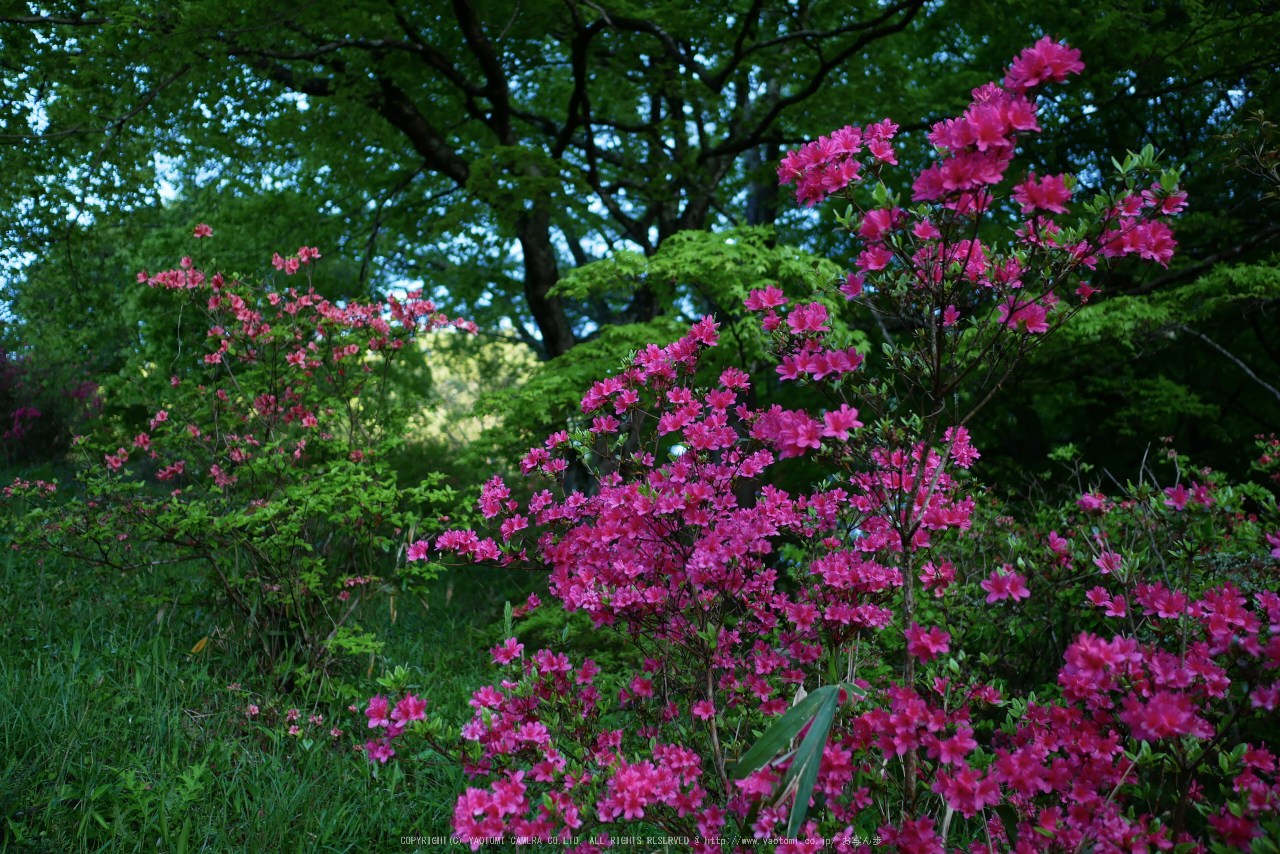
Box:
(782, 690), (839, 838)
(732, 685), (837, 780)
(994, 804), (1020, 846)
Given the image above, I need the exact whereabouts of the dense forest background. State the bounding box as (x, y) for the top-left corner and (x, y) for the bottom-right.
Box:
(2, 0), (1278, 490)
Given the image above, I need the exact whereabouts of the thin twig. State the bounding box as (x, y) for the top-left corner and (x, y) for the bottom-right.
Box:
(1182, 324), (1280, 403)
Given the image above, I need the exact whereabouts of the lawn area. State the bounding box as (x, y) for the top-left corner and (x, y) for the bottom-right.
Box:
(0, 543), (534, 852)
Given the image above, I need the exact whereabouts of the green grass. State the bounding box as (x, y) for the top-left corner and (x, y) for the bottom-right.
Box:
(0, 546), (537, 852)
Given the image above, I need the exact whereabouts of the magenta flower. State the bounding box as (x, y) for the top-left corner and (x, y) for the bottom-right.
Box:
(1094, 551), (1123, 574)
(905, 623), (952, 662)
(391, 694), (427, 725)
(1012, 172), (1072, 213)
(490, 637), (524, 665)
(1163, 482), (1190, 510)
(981, 567), (1030, 604)
(365, 695), (390, 729)
(365, 738), (395, 764)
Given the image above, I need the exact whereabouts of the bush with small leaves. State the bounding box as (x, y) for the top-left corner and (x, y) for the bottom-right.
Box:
(3, 232), (475, 683)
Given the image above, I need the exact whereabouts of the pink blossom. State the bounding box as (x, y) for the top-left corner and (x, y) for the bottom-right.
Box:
(840, 273), (865, 299)
(491, 637), (525, 665)
(1078, 491), (1109, 513)
(1118, 690), (1212, 741)
(365, 695), (391, 728)
(365, 738), (395, 764)
(1094, 551), (1123, 574)
(392, 694), (427, 724)
(1208, 813), (1263, 852)
(981, 567), (1031, 603)
(1012, 172), (1073, 213)
(744, 285), (788, 311)
(1004, 37), (1085, 92)
(905, 623), (952, 662)
(857, 245), (894, 272)
(1163, 482), (1190, 510)
(821, 404), (862, 441)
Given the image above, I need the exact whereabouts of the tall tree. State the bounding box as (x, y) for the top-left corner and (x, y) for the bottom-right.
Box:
(5, 1), (1280, 480)
(1, 0), (932, 357)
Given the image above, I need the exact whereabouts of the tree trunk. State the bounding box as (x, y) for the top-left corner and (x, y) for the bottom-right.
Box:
(515, 211), (576, 359)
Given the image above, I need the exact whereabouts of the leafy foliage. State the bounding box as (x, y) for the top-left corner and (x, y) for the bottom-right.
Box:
(350, 42), (1280, 854)
(3, 238), (471, 683)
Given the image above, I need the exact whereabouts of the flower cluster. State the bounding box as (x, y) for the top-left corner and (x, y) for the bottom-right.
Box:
(777, 120), (900, 207)
(353, 38), (1274, 854)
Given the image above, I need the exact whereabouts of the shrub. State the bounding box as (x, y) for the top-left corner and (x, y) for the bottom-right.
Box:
(358, 39), (1279, 853)
(0, 345), (101, 467)
(2, 233), (474, 683)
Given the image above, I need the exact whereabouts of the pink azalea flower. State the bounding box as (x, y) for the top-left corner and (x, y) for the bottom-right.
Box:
(1163, 482), (1190, 510)
(905, 622), (952, 662)
(392, 694), (427, 724)
(691, 700), (716, 720)
(981, 567), (1030, 603)
(491, 637), (524, 665)
(365, 695), (390, 728)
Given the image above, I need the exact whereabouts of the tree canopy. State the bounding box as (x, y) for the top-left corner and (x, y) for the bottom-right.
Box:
(3, 0), (1280, 479)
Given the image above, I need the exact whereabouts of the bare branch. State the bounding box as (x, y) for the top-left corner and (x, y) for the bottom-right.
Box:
(1182, 324), (1280, 404)
(376, 78), (471, 186)
(703, 0), (927, 161)
(0, 16), (111, 25)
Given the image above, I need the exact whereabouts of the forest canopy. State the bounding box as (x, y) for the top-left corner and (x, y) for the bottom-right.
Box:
(2, 0), (1279, 475)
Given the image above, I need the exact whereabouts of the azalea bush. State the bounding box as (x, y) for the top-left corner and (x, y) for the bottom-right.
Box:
(2, 233), (475, 682)
(356, 39), (1280, 853)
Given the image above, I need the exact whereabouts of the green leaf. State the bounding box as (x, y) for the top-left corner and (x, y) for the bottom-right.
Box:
(176, 815), (192, 854)
(994, 804), (1021, 845)
(782, 688), (840, 838)
(732, 685), (837, 780)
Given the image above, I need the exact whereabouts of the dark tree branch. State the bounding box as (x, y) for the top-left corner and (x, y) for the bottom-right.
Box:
(244, 58), (336, 97)
(0, 16), (111, 25)
(703, 0), (926, 161)
(0, 63), (191, 140)
(1182, 325), (1280, 404)
(375, 78), (471, 186)
(359, 162), (431, 289)
(449, 0), (515, 141)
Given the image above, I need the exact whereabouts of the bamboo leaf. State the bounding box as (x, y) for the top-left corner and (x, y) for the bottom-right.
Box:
(783, 689), (839, 838)
(994, 804), (1020, 845)
(732, 685), (837, 780)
